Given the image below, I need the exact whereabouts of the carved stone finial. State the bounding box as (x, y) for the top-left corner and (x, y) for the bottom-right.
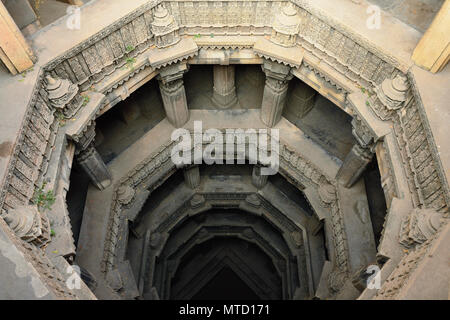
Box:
(151, 4), (180, 48)
(3, 206), (43, 243)
(376, 74), (410, 111)
(270, 3), (302, 47)
(399, 208), (441, 247)
(117, 185), (135, 205)
(318, 182), (336, 206)
(245, 194), (261, 208)
(190, 194), (205, 209)
(44, 74), (79, 110)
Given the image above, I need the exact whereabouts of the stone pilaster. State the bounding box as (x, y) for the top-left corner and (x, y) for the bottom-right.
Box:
(260, 60), (293, 128)
(212, 65), (238, 109)
(77, 144), (112, 190)
(158, 63), (189, 128)
(252, 165), (269, 189)
(183, 165), (200, 189)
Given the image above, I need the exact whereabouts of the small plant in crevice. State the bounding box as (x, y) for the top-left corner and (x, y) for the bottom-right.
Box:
(50, 229), (56, 237)
(125, 45), (135, 53)
(17, 68), (34, 82)
(55, 111), (66, 127)
(33, 181), (56, 212)
(359, 85), (375, 108)
(81, 94), (90, 106)
(122, 45), (137, 71)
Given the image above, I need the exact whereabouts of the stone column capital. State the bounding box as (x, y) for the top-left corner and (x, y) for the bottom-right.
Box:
(261, 59), (293, 82)
(157, 62), (189, 85)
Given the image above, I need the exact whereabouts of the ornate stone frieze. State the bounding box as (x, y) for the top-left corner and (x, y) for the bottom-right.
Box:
(393, 96), (448, 212)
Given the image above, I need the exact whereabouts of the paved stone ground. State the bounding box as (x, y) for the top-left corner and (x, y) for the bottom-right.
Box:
(368, 0), (444, 33)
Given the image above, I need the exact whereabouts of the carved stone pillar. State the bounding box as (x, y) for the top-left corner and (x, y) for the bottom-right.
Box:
(337, 118), (374, 188)
(336, 144), (373, 188)
(184, 165), (200, 189)
(77, 144), (112, 190)
(158, 64), (189, 128)
(212, 65), (238, 109)
(260, 60), (293, 127)
(252, 165), (269, 189)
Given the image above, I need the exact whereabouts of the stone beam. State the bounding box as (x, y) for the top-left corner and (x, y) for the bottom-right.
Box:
(412, 0), (450, 73)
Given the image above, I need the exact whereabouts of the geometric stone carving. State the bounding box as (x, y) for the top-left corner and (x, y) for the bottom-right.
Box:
(151, 4), (180, 49)
(270, 3), (301, 48)
(3, 205), (50, 245)
(399, 208), (441, 248)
